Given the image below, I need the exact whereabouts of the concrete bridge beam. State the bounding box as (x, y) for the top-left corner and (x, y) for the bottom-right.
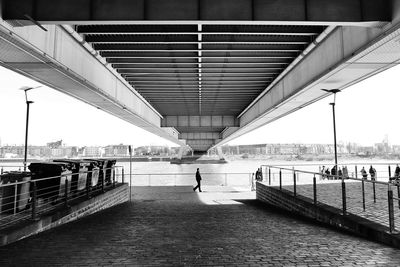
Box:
(0, 19), (184, 146)
(162, 116), (238, 128)
(2, 0), (390, 26)
(217, 22), (400, 146)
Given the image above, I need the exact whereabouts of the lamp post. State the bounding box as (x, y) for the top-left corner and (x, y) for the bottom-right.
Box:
(20, 86), (41, 171)
(321, 89), (341, 172)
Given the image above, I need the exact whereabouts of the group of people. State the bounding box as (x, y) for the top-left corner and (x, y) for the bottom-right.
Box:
(360, 166), (377, 181)
(320, 165), (349, 180)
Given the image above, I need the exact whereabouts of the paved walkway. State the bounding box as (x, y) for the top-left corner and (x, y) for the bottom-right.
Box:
(1, 186), (400, 266)
(281, 180), (400, 230)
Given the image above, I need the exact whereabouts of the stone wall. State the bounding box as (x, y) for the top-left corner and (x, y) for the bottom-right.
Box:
(0, 184), (129, 246)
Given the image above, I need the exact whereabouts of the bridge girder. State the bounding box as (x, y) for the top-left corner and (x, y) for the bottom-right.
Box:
(2, 0), (390, 26)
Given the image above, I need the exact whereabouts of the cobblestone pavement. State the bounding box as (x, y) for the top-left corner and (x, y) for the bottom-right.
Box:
(1, 186), (400, 267)
(280, 180), (400, 230)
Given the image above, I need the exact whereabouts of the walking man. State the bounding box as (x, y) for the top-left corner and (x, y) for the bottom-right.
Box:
(193, 168), (202, 192)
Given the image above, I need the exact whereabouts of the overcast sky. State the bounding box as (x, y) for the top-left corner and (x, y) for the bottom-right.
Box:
(1, 64), (399, 147)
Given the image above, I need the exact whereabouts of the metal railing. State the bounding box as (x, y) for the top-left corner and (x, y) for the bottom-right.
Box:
(128, 172), (254, 187)
(0, 166), (123, 230)
(261, 165), (400, 233)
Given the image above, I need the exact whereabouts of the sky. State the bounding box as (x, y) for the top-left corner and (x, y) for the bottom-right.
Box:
(1, 64), (400, 147)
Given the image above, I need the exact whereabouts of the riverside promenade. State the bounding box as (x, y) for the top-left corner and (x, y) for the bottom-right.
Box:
(1, 186), (400, 266)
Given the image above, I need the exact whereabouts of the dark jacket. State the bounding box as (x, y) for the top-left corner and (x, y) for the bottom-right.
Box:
(196, 170), (202, 181)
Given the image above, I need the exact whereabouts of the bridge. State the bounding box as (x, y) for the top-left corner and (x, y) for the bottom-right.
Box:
(1, 0), (400, 154)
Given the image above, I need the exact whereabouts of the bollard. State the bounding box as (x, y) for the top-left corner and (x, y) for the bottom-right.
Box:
(1, 167), (3, 174)
(293, 170), (296, 197)
(313, 175), (317, 205)
(64, 179), (69, 207)
(341, 179), (347, 215)
(31, 181), (37, 221)
(388, 186), (395, 233)
(355, 165), (358, 178)
(279, 169), (282, 191)
(362, 179), (366, 211)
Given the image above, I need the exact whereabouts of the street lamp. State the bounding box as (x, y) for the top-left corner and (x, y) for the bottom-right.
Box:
(321, 89), (341, 173)
(20, 86), (41, 171)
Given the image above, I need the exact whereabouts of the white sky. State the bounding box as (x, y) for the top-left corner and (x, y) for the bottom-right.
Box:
(1, 64), (400, 147)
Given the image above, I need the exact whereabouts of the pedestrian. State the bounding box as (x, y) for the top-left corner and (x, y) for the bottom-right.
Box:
(342, 166), (349, 179)
(338, 167), (343, 178)
(325, 168), (331, 179)
(255, 168), (263, 181)
(395, 164), (400, 179)
(361, 167), (368, 179)
(320, 166), (326, 180)
(193, 168), (202, 192)
(369, 165), (376, 181)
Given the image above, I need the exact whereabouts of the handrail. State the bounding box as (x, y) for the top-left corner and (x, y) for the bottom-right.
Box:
(262, 165), (392, 186)
(132, 172), (252, 175)
(0, 166), (122, 188)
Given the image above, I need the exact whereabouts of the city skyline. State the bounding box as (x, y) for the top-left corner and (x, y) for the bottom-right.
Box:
(1, 63), (400, 147)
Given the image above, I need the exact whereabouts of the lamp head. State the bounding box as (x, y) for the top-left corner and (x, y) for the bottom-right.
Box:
(321, 89), (341, 94)
(19, 85), (41, 92)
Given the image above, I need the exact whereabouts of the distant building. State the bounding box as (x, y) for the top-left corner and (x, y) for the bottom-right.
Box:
(83, 146), (102, 157)
(47, 140), (63, 149)
(104, 144), (129, 157)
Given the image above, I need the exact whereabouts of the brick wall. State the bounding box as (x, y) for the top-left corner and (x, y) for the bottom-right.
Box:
(256, 182), (400, 248)
(1, 184), (129, 246)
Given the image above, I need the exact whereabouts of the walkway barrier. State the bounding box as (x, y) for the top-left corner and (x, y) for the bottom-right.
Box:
(125, 172), (254, 187)
(262, 165), (400, 233)
(0, 166), (123, 230)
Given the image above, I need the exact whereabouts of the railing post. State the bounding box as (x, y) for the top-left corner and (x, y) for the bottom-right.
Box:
(101, 173), (105, 193)
(13, 182), (18, 214)
(86, 174), (90, 199)
(64, 179), (69, 207)
(268, 169), (271, 186)
(31, 181), (37, 221)
(1, 167), (3, 174)
(397, 185), (400, 210)
(355, 165), (358, 178)
(113, 169), (116, 188)
(268, 168), (271, 185)
(341, 178), (346, 215)
(279, 169), (282, 191)
(362, 179), (366, 211)
(293, 169), (296, 197)
(313, 175), (317, 205)
(389, 165), (392, 180)
(122, 168), (125, 184)
(373, 182), (376, 203)
(388, 185), (395, 233)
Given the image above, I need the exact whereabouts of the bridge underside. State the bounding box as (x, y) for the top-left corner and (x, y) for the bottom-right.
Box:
(1, 0), (399, 152)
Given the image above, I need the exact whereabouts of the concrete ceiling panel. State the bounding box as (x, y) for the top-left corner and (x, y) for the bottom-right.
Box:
(146, 0), (198, 20)
(254, 0), (306, 21)
(201, 0), (252, 20)
(93, 0), (145, 20)
(37, 0), (91, 21)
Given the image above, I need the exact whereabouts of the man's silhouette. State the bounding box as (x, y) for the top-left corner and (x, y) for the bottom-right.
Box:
(193, 168), (202, 192)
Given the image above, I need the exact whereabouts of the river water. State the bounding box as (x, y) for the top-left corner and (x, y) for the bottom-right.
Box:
(2, 158), (399, 187)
